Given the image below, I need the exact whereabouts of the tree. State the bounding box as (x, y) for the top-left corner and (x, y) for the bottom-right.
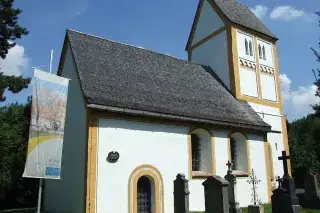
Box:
(0, 101), (38, 210)
(288, 114), (320, 186)
(0, 0), (30, 102)
(311, 11), (320, 114)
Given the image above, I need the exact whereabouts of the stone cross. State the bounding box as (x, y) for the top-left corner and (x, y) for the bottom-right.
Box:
(276, 176), (282, 189)
(278, 151), (290, 177)
(226, 160), (233, 174)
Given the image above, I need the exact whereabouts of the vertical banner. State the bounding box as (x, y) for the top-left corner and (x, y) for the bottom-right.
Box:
(23, 69), (69, 179)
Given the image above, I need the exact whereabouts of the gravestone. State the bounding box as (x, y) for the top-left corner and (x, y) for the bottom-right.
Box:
(271, 151), (302, 213)
(225, 161), (242, 213)
(173, 174), (190, 213)
(174, 174), (190, 213)
(202, 175), (230, 213)
(304, 170), (320, 201)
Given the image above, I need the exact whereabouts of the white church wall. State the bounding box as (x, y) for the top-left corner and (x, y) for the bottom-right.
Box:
(43, 45), (87, 213)
(257, 39), (274, 68)
(96, 118), (189, 213)
(236, 30), (255, 62)
(192, 0), (224, 45)
(261, 73), (277, 102)
(96, 117), (273, 212)
(189, 130), (229, 212)
(248, 103), (285, 181)
(192, 30), (230, 89)
(239, 67), (258, 97)
(236, 134), (269, 207)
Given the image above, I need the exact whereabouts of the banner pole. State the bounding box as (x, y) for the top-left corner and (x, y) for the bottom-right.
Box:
(49, 50), (54, 74)
(37, 179), (43, 213)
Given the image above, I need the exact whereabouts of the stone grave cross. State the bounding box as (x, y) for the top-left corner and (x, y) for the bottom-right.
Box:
(276, 176), (282, 188)
(278, 151), (290, 177)
(247, 169), (261, 205)
(226, 160), (232, 174)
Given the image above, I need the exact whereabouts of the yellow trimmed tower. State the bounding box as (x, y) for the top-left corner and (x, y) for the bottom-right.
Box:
(186, 0), (291, 189)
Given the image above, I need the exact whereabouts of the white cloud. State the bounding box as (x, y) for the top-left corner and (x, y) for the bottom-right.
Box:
(270, 6), (306, 21)
(280, 74), (319, 121)
(0, 44), (29, 76)
(250, 5), (269, 19)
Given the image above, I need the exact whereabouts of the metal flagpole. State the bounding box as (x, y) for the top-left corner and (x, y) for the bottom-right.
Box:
(36, 50), (54, 213)
(49, 50), (54, 74)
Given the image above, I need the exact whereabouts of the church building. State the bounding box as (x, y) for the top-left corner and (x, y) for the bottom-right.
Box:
(43, 0), (290, 212)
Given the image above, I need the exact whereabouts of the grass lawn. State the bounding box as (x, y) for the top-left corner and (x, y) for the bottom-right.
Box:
(0, 209), (36, 213)
(192, 204), (320, 213)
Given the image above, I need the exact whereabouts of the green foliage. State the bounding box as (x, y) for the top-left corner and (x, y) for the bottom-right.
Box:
(0, 0), (30, 102)
(0, 101), (38, 210)
(0, 72), (31, 102)
(0, 0), (28, 59)
(288, 114), (320, 186)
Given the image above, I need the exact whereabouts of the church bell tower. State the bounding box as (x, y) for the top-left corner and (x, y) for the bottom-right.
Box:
(185, 0), (291, 180)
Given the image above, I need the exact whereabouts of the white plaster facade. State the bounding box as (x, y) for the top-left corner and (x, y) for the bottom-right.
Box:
(239, 67), (259, 97)
(261, 74), (277, 102)
(192, 0), (224, 45)
(236, 31), (255, 62)
(249, 103), (285, 180)
(95, 118), (270, 213)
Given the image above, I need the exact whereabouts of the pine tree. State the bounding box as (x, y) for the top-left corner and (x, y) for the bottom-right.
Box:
(0, 0), (30, 102)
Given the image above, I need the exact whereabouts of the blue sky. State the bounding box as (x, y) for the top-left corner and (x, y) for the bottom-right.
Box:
(0, 0), (319, 121)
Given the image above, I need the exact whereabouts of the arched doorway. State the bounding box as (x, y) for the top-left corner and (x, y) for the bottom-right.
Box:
(128, 165), (164, 213)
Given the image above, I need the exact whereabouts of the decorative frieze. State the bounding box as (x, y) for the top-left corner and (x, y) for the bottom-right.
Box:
(239, 58), (256, 70)
(260, 65), (275, 75)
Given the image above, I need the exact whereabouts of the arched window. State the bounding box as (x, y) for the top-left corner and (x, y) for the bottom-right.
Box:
(229, 133), (249, 174)
(258, 44), (262, 59)
(249, 41), (253, 56)
(137, 176), (152, 213)
(262, 46), (266, 60)
(245, 39), (249, 55)
(190, 129), (213, 175)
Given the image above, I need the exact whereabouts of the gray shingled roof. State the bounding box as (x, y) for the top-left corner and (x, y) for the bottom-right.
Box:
(186, 0), (277, 49)
(65, 30), (271, 132)
(213, 0), (277, 39)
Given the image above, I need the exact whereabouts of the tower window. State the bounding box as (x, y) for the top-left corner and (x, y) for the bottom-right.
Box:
(258, 44), (262, 59)
(262, 46), (266, 60)
(245, 39), (249, 55)
(249, 40), (253, 56)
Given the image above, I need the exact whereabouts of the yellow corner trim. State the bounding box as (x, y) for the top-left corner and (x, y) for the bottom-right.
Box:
(86, 115), (98, 213)
(264, 140), (272, 202)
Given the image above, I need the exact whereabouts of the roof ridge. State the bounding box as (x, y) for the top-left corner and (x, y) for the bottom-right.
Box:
(67, 29), (201, 67)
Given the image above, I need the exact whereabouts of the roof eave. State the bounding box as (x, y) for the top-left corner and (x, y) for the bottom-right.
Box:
(230, 22), (278, 42)
(86, 103), (272, 133)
